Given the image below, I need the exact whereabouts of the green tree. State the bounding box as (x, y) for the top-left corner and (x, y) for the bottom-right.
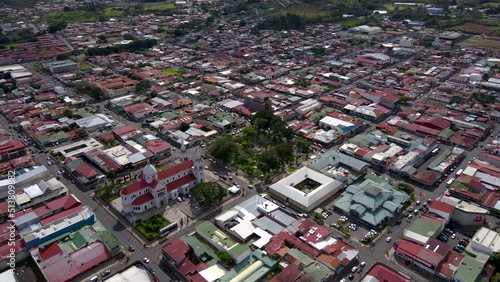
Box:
(178, 122), (190, 132)
(294, 138), (311, 155)
(258, 147), (281, 172)
(400, 96), (412, 105)
(63, 108), (73, 118)
(492, 273), (500, 282)
(209, 135), (239, 163)
(275, 143), (294, 165)
(192, 182), (227, 207)
(135, 80), (151, 93)
(216, 251), (233, 265)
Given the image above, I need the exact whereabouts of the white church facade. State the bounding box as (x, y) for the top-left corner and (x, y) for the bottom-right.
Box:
(120, 145), (204, 214)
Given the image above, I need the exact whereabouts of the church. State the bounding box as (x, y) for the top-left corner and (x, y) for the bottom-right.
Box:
(120, 143), (204, 214)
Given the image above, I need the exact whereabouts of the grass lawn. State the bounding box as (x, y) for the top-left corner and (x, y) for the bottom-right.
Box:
(135, 214), (170, 241)
(103, 8), (124, 18)
(98, 187), (120, 202)
(334, 18), (362, 28)
(4, 43), (17, 49)
(272, 5), (330, 19)
(382, 4), (395, 11)
(144, 3), (177, 11)
(459, 36), (500, 50)
(78, 62), (92, 70)
(40, 10), (101, 24)
(161, 69), (181, 78)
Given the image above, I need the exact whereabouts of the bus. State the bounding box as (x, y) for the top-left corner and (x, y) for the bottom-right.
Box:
(456, 169), (463, 177)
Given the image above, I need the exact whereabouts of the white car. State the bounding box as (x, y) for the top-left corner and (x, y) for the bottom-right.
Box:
(386, 237), (392, 242)
(143, 257), (150, 263)
(360, 261), (366, 268)
(451, 234), (456, 239)
(351, 266), (358, 273)
(177, 197), (183, 202)
(370, 229), (378, 235)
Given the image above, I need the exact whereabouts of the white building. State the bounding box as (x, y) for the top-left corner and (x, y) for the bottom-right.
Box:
(269, 167), (344, 212)
(470, 228), (500, 256)
(120, 149), (204, 214)
(75, 114), (115, 132)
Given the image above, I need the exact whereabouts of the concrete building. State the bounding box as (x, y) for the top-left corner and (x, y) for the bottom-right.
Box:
(44, 60), (79, 74)
(469, 228), (500, 256)
(269, 167), (344, 212)
(0, 166), (51, 199)
(52, 138), (104, 158)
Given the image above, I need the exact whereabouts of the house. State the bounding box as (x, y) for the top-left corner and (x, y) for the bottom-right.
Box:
(0, 139), (26, 161)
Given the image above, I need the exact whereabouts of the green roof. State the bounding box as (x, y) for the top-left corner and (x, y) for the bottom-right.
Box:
(219, 250), (276, 282)
(195, 221), (250, 260)
(455, 255), (485, 282)
(427, 149), (451, 169)
(161, 111), (179, 120)
(308, 150), (368, 172)
(36, 131), (69, 144)
(407, 218), (440, 237)
(180, 235), (216, 263)
(286, 249), (331, 282)
(438, 128), (455, 139)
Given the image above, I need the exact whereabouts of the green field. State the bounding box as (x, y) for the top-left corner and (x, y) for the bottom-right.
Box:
(144, 3), (176, 11)
(78, 62), (92, 70)
(272, 5), (330, 19)
(161, 69), (181, 78)
(103, 8), (124, 18)
(334, 18), (362, 27)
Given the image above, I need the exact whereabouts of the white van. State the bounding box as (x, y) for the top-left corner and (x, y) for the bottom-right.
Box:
(89, 276), (99, 282)
(446, 178), (455, 187)
(456, 169), (463, 177)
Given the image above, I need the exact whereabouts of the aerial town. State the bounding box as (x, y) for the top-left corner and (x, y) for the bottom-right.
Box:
(0, 0), (499, 282)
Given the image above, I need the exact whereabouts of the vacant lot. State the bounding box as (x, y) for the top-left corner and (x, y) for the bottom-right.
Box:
(459, 36), (500, 50)
(450, 23), (500, 36)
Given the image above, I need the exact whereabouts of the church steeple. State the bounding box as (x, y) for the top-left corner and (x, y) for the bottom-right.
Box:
(194, 149), (204, 183)
(142, 161), (157, 184)
(179, 139), (188, 162)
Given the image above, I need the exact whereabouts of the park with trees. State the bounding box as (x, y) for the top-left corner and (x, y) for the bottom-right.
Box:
(208, 110), (311, 182)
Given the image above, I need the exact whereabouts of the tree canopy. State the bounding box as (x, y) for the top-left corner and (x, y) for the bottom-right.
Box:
(192, 182), (227, 207)
(208, 135), (240, 163)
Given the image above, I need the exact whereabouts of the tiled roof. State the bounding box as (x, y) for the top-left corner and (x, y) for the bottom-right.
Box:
(166, 173), (197, 192)
(158, 160), (194, 180)
(131, 192), (154, 205)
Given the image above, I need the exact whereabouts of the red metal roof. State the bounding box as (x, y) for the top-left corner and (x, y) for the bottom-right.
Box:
(113, 125), (137, 137)
(271, 265), (309, 282)
(131, 192), (154, 205)
(39, 242), (62, 261)
(364, 263), (411, 282)
(166, 173), (196, 192)
(75, 163), (98, 179)
(162, 238), (190, 264)
(121, 178), (158, 196)
(0, 139), (26, 154)
(40, 205), (86, 226)
(158, 160), (194, 180)
(436, 250), (465, 280)
(429, 201), (455, 214)
(39, 242), (110, 282)
(394, 239), (444, 268)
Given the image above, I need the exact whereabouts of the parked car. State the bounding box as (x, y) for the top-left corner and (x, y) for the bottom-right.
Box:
(177, 197), (183, 202)
(453, 246), (464, 253)
(360, 261), (366, 268)
(128, 245), (135, 252)
(396, 220), (402, 225)
(451, 234), (456, 239)
(386, 237), (392, 242)
(351, 266), (358, 273)
(143, 257), (150, 263)
(101, 270), (111, 277)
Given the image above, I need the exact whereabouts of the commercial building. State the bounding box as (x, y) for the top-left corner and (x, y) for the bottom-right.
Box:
(469, 228), (500, 256)
(269, 167), (344, 212)
(361, 262), (411, 282)
(333, 179), (409, 229)
(75, 114), (115, 132)
(15, 178), (68, 210)
(52, 138), (104, 158)
(0, 166), (51, 199)
(195, 221), (251, 264)
(44, 60), (78, 74)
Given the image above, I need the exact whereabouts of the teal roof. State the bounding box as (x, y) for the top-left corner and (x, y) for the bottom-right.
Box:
(407, 218), (440, 237)
(308, 150), (368, 172)
(219, 249), (277, 282)
(455, 255), (485, 282)
(180, 235), (215, 263)
(333, 179), (410, 226)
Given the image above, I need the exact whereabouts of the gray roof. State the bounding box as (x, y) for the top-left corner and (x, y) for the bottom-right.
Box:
(308, 150), (368, 172)
(253, 216), (285, 235)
